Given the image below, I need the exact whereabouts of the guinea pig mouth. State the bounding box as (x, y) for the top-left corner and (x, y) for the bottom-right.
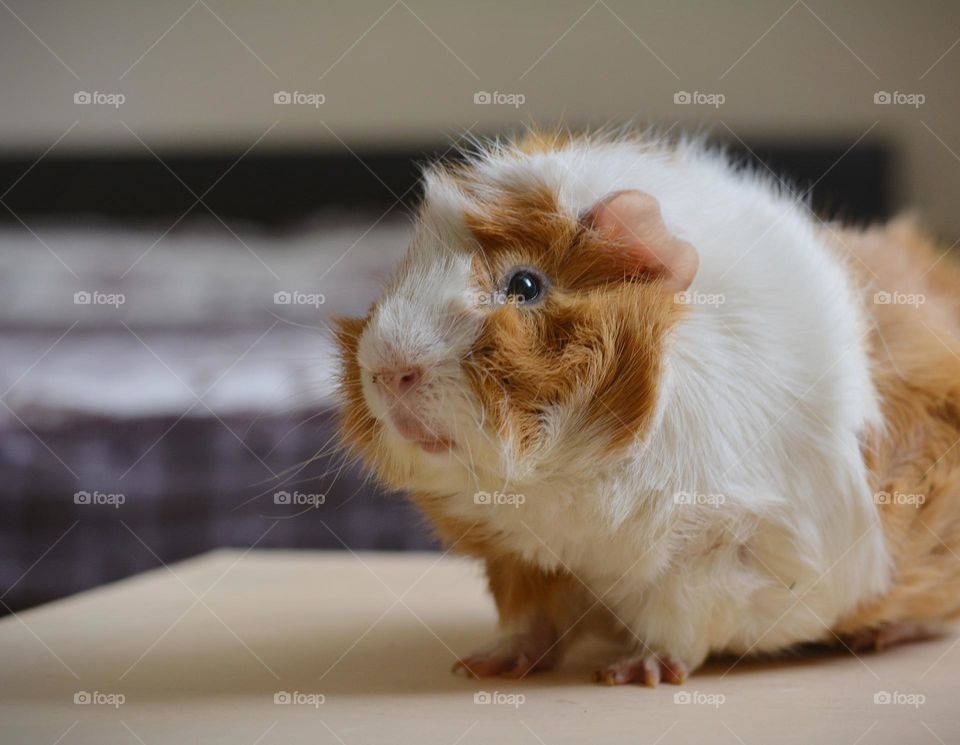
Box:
(386, 410), (454, 453)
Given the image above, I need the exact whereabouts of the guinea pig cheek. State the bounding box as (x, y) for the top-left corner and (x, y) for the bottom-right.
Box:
(461, 307), (552, 460)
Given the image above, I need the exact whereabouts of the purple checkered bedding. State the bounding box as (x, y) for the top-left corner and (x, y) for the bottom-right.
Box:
(0, 407), (436, 613)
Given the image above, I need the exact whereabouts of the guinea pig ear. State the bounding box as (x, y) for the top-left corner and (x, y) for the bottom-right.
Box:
(581, 190), (698, 292)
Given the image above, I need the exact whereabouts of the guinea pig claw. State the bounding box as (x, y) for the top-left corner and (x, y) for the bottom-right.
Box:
(501, 653), (536, 678)
(594, 653), (688, 687)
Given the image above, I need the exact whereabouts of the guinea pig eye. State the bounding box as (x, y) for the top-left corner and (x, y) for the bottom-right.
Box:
(505, 269), (545, 305)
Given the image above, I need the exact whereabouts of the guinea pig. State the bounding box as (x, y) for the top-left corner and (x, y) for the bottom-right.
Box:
(335, 129), (960, 686)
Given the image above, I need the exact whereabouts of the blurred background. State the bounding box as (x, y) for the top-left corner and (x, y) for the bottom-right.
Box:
(1, 0), (958, 613)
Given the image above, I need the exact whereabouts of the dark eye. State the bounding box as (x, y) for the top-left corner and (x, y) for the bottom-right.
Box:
(506, 269), (544, 305)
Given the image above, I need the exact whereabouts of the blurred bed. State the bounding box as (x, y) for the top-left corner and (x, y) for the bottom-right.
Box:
(0, 215), (440, 613)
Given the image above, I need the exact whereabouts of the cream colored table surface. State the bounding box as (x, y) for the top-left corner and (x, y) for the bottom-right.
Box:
(2, 549), (957, 744)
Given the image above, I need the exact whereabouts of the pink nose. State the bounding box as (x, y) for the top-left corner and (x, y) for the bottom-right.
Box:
(374, 366), (422, 399)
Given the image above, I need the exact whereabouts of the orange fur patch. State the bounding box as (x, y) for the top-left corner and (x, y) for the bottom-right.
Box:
(514, 127), (573, 155)
(831, 222), (960, 640)
(462, 182), (683, 453)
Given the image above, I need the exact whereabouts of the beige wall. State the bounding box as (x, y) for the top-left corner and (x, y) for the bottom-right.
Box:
(2, 0), (959, 233)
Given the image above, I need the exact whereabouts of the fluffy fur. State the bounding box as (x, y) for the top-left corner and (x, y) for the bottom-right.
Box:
(335, 130), (960, 685)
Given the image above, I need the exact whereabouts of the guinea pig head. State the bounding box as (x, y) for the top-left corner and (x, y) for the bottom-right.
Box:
(336, 169), (696, 493)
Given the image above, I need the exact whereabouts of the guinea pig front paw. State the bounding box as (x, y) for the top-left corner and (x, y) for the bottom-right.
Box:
(452, 635), (560, 679)
(594, 653), (688, 687)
